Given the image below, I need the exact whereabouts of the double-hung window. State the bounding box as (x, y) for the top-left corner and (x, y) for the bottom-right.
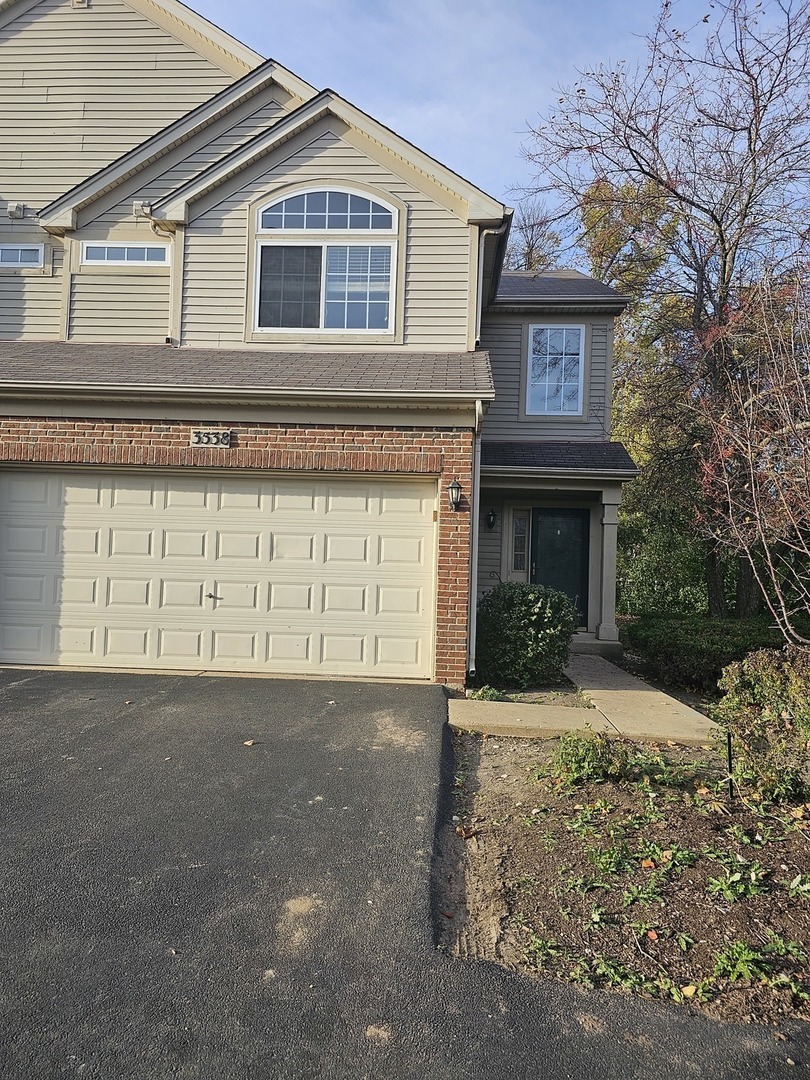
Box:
(526, 324), (585, 415)
(255, 189), (396, 332)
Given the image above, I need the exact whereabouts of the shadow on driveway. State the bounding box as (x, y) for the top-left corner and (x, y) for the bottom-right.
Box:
(0, 668), (804, 1079)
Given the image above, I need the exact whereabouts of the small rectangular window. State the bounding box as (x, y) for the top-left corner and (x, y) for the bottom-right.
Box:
(527, 325), (584, 415)
(81, 243), (169, 266)
(0, 244), (44, 266)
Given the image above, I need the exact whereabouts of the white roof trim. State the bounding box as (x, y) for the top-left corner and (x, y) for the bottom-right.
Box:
(39, 60), (317, 230)
(151, 91), (506, 226)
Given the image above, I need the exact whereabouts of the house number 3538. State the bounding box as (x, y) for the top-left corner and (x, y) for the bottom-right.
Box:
(190, 429), (233, 447)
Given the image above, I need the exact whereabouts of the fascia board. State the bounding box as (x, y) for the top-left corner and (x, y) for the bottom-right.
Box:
(0, 381), (495, 406)
(38, 62), (300, 228)
(480, 464), (639, 480)
(152, 91), (506, 226)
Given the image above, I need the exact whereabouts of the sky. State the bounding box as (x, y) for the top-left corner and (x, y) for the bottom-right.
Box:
(191, 0), (712, 207)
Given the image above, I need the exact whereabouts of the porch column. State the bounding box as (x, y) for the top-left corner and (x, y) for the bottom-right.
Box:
(596, 498), (620, 641)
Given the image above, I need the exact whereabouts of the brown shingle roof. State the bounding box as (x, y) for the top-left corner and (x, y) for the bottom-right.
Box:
(482, 440), (638, 474)
(0, 342), (494, 396)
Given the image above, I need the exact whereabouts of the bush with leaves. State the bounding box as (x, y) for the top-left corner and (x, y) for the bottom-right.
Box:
(474, 582), (577, 689)
(623, 614), (783, 691)
(714, 648), (810, 801)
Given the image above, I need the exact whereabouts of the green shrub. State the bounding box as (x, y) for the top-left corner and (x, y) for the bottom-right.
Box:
(623, 614), (783, 692)
(468, 684), (503, 701)
(713, 647), (810, 802)
(475, 582), (577, 689)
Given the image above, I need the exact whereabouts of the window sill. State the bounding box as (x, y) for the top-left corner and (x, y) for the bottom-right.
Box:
(247, 330), (400, 346)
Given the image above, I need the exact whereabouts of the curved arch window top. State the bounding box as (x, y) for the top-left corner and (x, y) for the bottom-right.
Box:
(260, 189), (394, 231)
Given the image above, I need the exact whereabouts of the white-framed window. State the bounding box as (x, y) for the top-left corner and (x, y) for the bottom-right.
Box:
(81, 243), (169, 266)
(527, 324), (585, 415)
(0, 244), (44, 267)
(255, 188), (397, 333)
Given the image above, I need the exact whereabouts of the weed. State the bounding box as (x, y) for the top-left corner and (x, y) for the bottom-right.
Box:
(713, 941), (772, 982)
(634, 841), (699, 874)
(561, 874), (609, 896)
(581, 905), (611, 932)
(469, 685), (503, 701)
(510, 874), (539, 894)
(785, 873), (810, 899)
(675, 931), (695, 953)
(525, 933), (562, 968)
(763, 932), (808, 962)
(725, 823), (784, 847)
(591, 955), (654, 992)
(586, 841), (634, 876)
(707, 861), (770, 902)
(621, 874), (666, 908)
(550, 730), (631, 788)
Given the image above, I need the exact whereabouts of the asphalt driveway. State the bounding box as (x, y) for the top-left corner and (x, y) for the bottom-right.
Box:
(0, 668), (805, 1079)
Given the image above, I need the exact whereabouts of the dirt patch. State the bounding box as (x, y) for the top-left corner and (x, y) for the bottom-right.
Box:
(275, 894), (324, 954)
(469, 675), (593, 709)
(437, 731), (810, 1028)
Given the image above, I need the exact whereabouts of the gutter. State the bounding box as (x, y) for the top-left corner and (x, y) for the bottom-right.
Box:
(466, 399), (485, 678)
(480, 465), (639, 480)
(475, 216), (511, 344)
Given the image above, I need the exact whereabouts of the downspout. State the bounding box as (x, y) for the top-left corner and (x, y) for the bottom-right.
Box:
(467, 398), (484, 678)
(468, 217), (510, 677)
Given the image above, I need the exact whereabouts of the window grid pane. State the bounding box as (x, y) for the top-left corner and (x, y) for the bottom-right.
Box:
(260, 190), (393, 230)
(83, 244), (167, 264)
(512, 512), (529, 573)
(258, 245), (322, 328)
(529, 327), (582, 413)
(324, 245), (390, 329)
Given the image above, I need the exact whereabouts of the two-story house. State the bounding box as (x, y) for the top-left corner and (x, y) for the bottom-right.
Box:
(0, 0), (636, 685)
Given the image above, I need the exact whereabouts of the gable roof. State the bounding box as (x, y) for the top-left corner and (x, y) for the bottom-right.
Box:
(39, 58), (317, 230)
(0, 0), (262, 74)
(149, 89), (506, 227)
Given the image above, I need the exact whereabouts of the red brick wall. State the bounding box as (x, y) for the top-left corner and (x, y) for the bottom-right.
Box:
(0, 416), (474, 685)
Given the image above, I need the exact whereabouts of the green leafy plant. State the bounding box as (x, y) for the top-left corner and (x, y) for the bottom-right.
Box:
(785, 873), (810, 899)
(713, 941), (772, 982)
(468, 684), (503, 701)
(550, 730), (631, 789)
(475, 582), (577, 688)
(706, 861), (770, 902)
(525, 933), (562, 968)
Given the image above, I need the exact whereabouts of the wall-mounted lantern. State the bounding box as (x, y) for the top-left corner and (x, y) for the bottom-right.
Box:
(447, 479), (462, 512)
(486, 509), (497, 530)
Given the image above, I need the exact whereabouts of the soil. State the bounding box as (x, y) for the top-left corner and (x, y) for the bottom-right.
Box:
(468, 675), (593, 708)
(436, 731), (810, 1028)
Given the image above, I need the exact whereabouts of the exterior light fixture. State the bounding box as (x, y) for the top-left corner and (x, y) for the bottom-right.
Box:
(486, 509), (497, 530)
(447, 479), (462, 511)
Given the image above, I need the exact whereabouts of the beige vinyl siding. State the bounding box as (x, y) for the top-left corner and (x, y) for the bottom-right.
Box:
(481, 315), (611, 439)
(181, 127), (472, 350)
(0, 238), (62, 340)
(0, 0), (234, 208)
(68, 274), (170, 343)
(89, 100), (289, 231)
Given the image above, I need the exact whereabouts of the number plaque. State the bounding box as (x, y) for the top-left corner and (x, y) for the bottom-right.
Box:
(190, 429), (233, 447)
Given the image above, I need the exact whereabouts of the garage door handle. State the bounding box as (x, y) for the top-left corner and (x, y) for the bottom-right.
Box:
(205, 592), (223, 600)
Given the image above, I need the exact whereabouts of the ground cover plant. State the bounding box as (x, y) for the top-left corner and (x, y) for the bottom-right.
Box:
(438, 730), (810, 1028)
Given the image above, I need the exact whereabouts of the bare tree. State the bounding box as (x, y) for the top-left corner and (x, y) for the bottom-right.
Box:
(524, 0), (810, 616)
(699, 272), (810, 644)
(504, 197), (560, 272)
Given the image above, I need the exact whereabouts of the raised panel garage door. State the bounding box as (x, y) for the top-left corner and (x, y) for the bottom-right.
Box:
(0, 470), (437, 678)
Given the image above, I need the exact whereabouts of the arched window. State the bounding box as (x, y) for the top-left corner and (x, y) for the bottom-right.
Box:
(255, 188), (397, 332)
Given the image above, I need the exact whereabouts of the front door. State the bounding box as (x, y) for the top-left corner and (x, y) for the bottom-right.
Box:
(530, 508), (590, 626)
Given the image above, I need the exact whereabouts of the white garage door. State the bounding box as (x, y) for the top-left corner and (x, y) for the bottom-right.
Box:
(0, 470), (437, 678)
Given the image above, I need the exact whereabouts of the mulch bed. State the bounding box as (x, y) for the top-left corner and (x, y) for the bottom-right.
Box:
(438, 731), (810, 1028)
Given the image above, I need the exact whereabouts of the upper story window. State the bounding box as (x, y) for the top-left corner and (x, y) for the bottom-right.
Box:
(527, 325), (584, 415)
(0, 244), (43, 267)
(81, 243), (169, 265)
(255, 188), (397, 333)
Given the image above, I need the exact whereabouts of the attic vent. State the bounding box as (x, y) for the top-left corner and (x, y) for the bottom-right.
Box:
(71, 0), (89, 8)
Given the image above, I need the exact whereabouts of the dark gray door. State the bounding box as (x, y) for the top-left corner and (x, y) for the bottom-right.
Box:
(530, 508), (590, 625)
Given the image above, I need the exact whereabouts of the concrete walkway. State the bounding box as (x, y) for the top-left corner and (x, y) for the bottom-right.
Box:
(449, 654), (717, 745)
